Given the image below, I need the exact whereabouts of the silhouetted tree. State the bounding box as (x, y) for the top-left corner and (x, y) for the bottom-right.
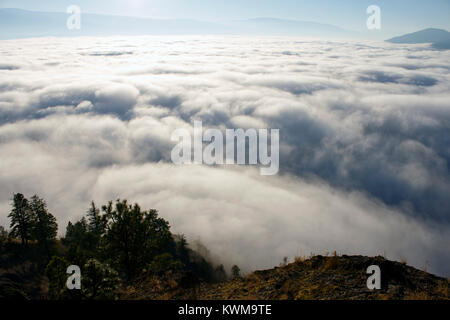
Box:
(172, 234), (218, 282)
(63, 218), (92, 266)
(175, 234), (189, 263)
(231, 265), (240, 278)
(87, 201), (105, 237)
(62, 202), (106, 264)
(214, 264), (227, 282)
(29, 195), (58, 257)
(103, 199), (172, 280)
(8, 193), (32, 245)
(64, 218), (88, 246)
(0, 225), (7, 242)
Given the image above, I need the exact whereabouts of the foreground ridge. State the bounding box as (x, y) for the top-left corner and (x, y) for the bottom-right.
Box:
(120, 255), (449, 300)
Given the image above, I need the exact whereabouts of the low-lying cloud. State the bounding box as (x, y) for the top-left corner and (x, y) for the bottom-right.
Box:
(0, 36), (449, 275)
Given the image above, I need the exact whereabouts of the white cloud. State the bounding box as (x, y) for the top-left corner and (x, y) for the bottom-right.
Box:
(91, 163), (450, 274)
(0, 36), (449, 275)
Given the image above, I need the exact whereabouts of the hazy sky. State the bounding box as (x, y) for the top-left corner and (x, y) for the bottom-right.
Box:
(1, 0), (449, 35)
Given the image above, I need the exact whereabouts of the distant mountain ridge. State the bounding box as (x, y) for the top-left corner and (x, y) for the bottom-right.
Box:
(231, 17), (352, 37)
(386, 28), (450, 50)
(0, 8), (355, 39)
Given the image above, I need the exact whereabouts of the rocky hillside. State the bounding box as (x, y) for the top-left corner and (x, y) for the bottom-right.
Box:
(2, 241), (448, 300)
(120, 255), (449, 300)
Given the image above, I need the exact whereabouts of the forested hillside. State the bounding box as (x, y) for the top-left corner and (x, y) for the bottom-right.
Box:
(1, 193), (448, 300)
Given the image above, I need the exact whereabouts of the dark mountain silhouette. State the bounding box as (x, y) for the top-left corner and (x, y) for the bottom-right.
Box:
(386, 28), (450, 50)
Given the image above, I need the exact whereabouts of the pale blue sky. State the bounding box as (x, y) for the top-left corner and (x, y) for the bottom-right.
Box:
(1, 0), (449, 35)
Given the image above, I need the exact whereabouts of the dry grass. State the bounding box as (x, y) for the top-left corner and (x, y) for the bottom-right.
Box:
(294, 255), (307, 263)
(404, 291), (433, 300)
(436, 280), (450, 299)
(323, 255), (340, 271)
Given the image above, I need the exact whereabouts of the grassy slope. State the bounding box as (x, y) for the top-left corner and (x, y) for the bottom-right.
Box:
(1, 239), (449, 300)
(121, 255), (449, 300)
(197, 255), (449, 300)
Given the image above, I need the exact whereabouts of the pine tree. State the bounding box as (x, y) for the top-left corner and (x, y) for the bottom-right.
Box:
(214, 264), (227, 282)
(176, 234), (189, 263)
(63, 217), (91, 267)
(0, 225), (8, 243)
(103, 199), (172, 280)
(30, 195), (58, 256)
(87, 201), (105, 237)
(64, 218), (88, 245)
(231, 265), (241, 278)
(8, 193), (33, 245)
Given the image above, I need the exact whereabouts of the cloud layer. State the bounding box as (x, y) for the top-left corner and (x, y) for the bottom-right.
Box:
(0, 36), (449, 275)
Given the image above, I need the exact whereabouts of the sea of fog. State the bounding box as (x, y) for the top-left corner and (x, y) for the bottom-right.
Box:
(0, 36), (449, 275)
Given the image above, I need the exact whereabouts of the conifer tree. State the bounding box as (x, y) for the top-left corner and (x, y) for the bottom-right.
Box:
(87, 201), (105, 237)
(103, 199), (172, 280)
(30, 195), (58, 256)
(231, 265), (241, 278)
(8, 193), (32, 245)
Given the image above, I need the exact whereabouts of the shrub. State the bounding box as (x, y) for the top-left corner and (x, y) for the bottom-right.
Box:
(148, 253), (184, 275)
(82, 259), (120, 300)
(45, 256), (79, 300)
